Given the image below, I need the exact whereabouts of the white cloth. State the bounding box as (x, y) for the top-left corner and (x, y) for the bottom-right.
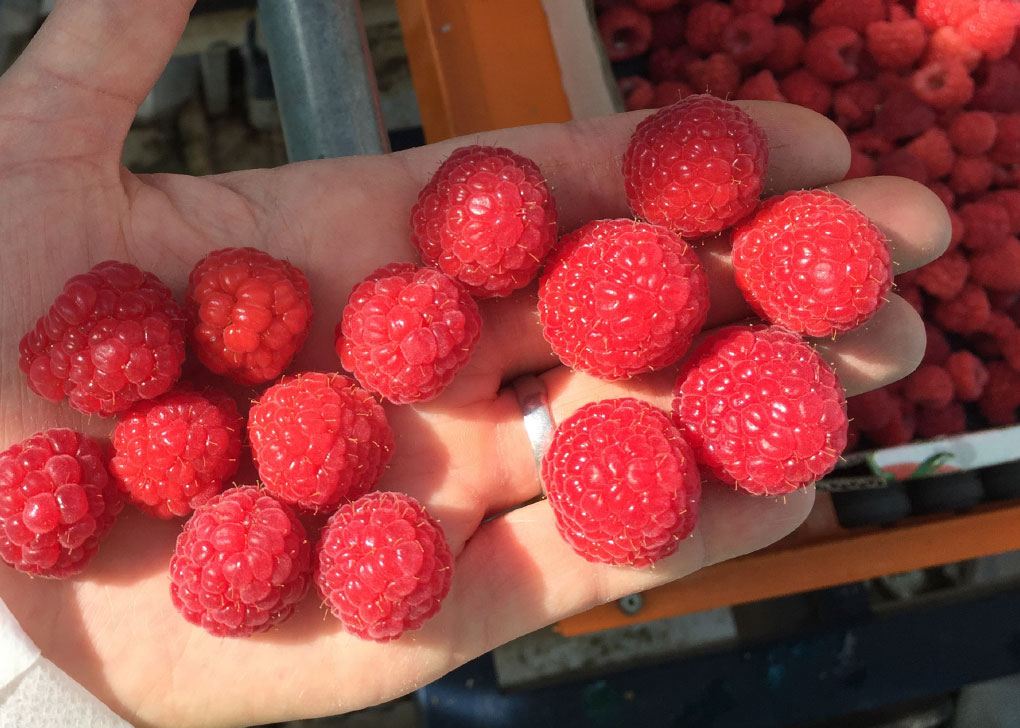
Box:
(0, 599), (129, 728)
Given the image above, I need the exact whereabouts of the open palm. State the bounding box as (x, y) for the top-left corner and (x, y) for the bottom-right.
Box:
(0, 2), (950, 726)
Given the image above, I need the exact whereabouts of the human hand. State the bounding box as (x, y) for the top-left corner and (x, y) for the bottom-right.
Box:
(0, 1), (949, 726)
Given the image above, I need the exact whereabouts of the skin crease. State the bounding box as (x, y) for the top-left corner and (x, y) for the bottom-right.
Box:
(0, 2), (949, 726)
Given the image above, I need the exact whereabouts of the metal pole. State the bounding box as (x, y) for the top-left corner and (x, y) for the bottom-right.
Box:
(256, 0), (389, 161)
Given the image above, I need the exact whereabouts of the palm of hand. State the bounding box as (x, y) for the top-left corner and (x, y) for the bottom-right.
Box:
(0, 3), (949, 727)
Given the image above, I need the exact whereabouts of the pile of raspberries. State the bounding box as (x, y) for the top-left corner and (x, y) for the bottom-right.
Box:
(597, 0), (1020, 448)
(4, 90), (903, 641)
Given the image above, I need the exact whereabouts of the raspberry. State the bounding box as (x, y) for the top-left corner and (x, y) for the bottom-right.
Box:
(914, 252), (970, 299)
(619, 76), (655, 110)
(765, 25), (806, 73)
(780, 70), (833, 115)
(874, 91), (936, 141)
(721, 12), (778, 65)
(169, 487), (311, 637)
(981, 309), (1017, 339)
(0, 429), (121, 578)
(315, 491), (453, 642)
(833, 80), (883, 129)
(847, 387), (897, 431)
(931, 182), (956, 210)
(865, 18), (927, 69)
(850, 129), (895, 157)
(804, 27), (863, 83)
(979, 361), (1020, 424)
(19, 261), (186, 416)
(926, 27), (983, 72)
(845, 149), (877, 179)
(972, 60), (1020, 112)
(734, 190), (892, 337)
(737, 71), (785, 102)
(946, 349), (990, 400)
(916, 0), (980, 30)
(933, 283), (992, 333)
(958, 0), (1019, 60)
(905, 128), (956, 179)
(903, 364), (955, 408)
(685, 53), (742, 98)
(948, 111), (998, 155)
(899, 283), (925, 316)
(649, 47), (694, 82)
(650, 8), (686, 49)
(923, 322), (952, 365)
(685, 1), (734, 54)
(950, 155), (996, 195)
(249, 373), (393, 511)
(542, 398), (701, 566)
(990, 290), (1020, 311)
(410, 146), (558, 298)
(622, 95), (769, 238)
(971, 236), (1020, 289)
(654, 81), (695, 107)
(991, 113), (1020, 164)
(1001, 329), (1020, 371)
(876, 149), (930, 184)
(987, 189), (1020, 233)
(598, 5), (652, 62)
(868, 396), (917, 447)
(538, 220), (710, 380)
(811, 0), (885, 33)
(734, 0), (785, 15)
(336, 263), (482, 404)
(187, 247), (312, 386)
(911, 60), (975, 109)
(111, 387), (243, 519)
(916, 402), (967, 439)
(672, 325), (848, 495)
(959, 200), (1010, 249)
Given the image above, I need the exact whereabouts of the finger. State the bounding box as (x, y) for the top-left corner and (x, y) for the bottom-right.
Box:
(2, 0), (197, 158)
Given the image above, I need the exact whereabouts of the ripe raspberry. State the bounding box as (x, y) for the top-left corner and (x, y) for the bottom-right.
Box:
(931, 182), (957, 211)
(649, 47), (693, 82)
(111, 387), (243, 519)
(336, 263), (481, 404)
(1001, 329), (1020, 371)
(619, 76), (655, 111)
(410, 146), (558, 298)
(972, 60), (1020, 112)
(721, 12), (778, 65)
(916, 402), (967, 439)
(804, 27), (863, 83)
(905, 128), (956, 179)
(875, 92), (939, 141)
(685, 1), (734, 54)
(847, 387), (897, 431)
(734, 0), (785, 15)
(948, 111), (998, 155)
(850, 129), (894, 157)
(811, 0), (885, 33)
(249, 373), (393, 511)
(979, 361), (1020, 424)
(933, 283), (991, 333)
(623, 95), (769, 238)
(923, 322), (952, 365)
(0, 429), (121, 578)
(538, 220), (709, 380)
(915, 252), (969, 299)
(780, 70), (833, 115)
(926, 27), (983, 72)
(685, 53), (742, 98)
(946, 350), (990, 401)
(833, 80), (882, 130)
(765, 25), (806, 73)
(911, 60), (975, 109)
(650, 8), (686, 49)
(903, 365), (955, 408)
(187, 247), (312, 386)
(876, 149), (930, 184)
(542, 398), (701, 566)
(865, 18), (927, 69)
(916, 0), (979, 30)
(845, 149), (876, 179)
(732, 190), (893, 337)
(672, 325), (848, 495)
(991, 113), (1020, 164)
(737, 70), (786, 102)
(867, 396), (916, 447)
(958, 0), (1019, 60)
(988, 189), (1020, 233)
(653, 81), (695, 107)
(950, 155), (996, 196)
(315, 491), (453, 642)
(959, 200), (1010, 249)
(19, 261), (186, 416)
(598, 5), (652, 62)
(169, 487), (311, 637)
(971, 237), (1020, 289)
(899, 283), (925, 316)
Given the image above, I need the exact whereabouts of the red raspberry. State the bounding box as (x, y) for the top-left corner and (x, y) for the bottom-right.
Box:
(950, 155), (996, 195)
(19, 261), (186, 416)
(811, 0), (885, 33)
(990, 290), (1020, 311)
(685, 53), (742, 98)
(672, 325), (848, 495)
(916, 402), (967, 439)
(899, 283), (925, 316)
(926, 27), (983, 72)
(991, 113), (1020, 164)
(923, 322), (952, 365)
(972, 60), (1020, 112)
(847, 387), (897, 431)
(111, 387), (243, 519)
(874, 91), (936, 141)
(1001, 329), (1020, 371)
(765, 25), (806, 73)
(623, 95), (768, 238)
(737, 70), (786, 102)
(598, 5), (652, 62)
(804, 27), (863, 83)
(410, 146), (558, 298)
(850, 129), (894, 157)
(977, 311), (1017, 359)
(946, 349), (990, 400)
(912, 60), (975, 109)
(187, 247), (312, 386)
(915, 252), (970, 299)
(845, 149), (877, 179)
(721, 13), (778, 65)
(933, 283), (992, 333)
(948, 111), (998, 155)
(169, 486), (311, 637)
(916, 0), (979, 30)
(734, 0), (785, 15)
(833, 80), (883, 130)
(780, 70), (834, 115)
(649, 47), (695, 82)
(315, 491), (453, 642)
(868, 396), (917, 447)
(542, 398), (701, 566)
(979, 361), (1020, 424)
(685, 1), (734, 54)
(619, 76), (655, 110)
(249, 373), (392, 511)
(959, 200), (1010, 249)
(905, 128), (956, 179)
(0, 429), (121, 578)
(650, 8), (687, 49)
(931, 182), (956, 210)
(865, 18), (927, 69)
(538, 220), (709, 380)
(988, 189), (1020, 233)
(971, 237), (1020, 289)
(958, 0), (1019, 60)
(336, 263), (482, 404)
(654, 81), (695, 107)
(876, 149), (930, 184)
(903, 364), (955, 408)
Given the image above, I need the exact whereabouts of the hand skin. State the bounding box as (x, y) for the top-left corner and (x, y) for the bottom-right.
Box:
(0, 2), (949, 726)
